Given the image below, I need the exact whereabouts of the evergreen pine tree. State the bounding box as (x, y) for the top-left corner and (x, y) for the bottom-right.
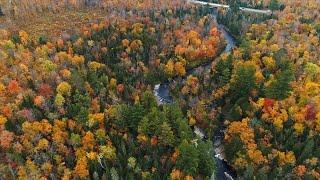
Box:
(269, 0), (280, 12)
(158, 122), (175, 146)
(298, 138), (314, 163)
(177, 119), (193, 142)
(176, 140), (200, 176)
(264, 67), (294, 100)
(198, 141), (215, 177)
(229, 62), (257, 101)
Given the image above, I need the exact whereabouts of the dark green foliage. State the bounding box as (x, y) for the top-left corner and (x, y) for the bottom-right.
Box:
(221, 68), (231, 85)
(264, 65), (294, 100)
(273, 48), (287, 63)
(264, 51), (294, 100)
(176, 140), (200, 176)
(218, 11), (243, 37)
(65, 155), (76, 169)
(140, 90), (157, 110)
(226, 104), (242, 121)
(198, 141), (215, 177)
(145, 71), (160, 85)
(215, 54), (233, 85)
(138, 107), (166, 136)
(87, 71), (109, 95)
(19, 95), (34, 109)
(229, 63), (257, 101)
(269, 167), (283, 179)
(282, 126), (296, 151)
(243, 165), (254, 180)
(226, 97), (251, 121)
(75, 107), (89, 125)
(158, 122), (175, 146)
(66, 90), (90, 125)
(239, 38), (252, 60)
(217, 0), (273, 38)
(224, 136), (245, 163)
(163, 103), (184, 130)
(269, 0), (280, 12)
(228, 0), (241, 12)
(70, 69), (87, 91)
(38, 35), (47, 45)
(316, 24), (320, 37)
(117, 104), (146, 132)
(256, 167), (269, 180)
(299, 17), (314, 24)
(177, 119), (193, 141)
(298, 138), (314, 163)
(11, 34), (21, 44)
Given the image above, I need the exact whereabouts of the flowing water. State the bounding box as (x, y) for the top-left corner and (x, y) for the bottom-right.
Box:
(154, 11), (237, 180)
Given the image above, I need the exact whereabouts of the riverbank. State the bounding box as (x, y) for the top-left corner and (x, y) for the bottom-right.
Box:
(154, 9), (236, 179)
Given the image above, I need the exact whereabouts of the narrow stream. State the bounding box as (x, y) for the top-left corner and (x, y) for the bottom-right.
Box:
(153, 10), (236, 180)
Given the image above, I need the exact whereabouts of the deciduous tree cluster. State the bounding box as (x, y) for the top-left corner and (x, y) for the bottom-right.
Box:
(0, 1), (223, 179)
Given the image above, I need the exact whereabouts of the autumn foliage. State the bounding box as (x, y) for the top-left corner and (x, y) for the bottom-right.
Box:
(170, 0), (320, 178)
(0, 0), (319, 179)
(0, 0), (221, 179)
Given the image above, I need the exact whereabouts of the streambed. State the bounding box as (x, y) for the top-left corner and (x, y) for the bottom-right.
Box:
(154, 10), (236, 180)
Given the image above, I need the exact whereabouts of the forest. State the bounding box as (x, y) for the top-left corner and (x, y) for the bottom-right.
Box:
(0, 0), (319, 179)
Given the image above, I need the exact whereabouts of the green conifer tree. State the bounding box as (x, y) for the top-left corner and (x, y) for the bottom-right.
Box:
(158, 122), (175, 146)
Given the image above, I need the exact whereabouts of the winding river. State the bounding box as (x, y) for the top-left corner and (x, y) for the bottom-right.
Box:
(153, 10), (236, 180)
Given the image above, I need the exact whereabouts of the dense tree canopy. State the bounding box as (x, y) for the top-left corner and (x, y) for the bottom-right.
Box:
(0, 0), (319, 179)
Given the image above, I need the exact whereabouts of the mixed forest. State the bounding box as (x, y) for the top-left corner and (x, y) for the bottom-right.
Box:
(0, 0), (319, 179)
